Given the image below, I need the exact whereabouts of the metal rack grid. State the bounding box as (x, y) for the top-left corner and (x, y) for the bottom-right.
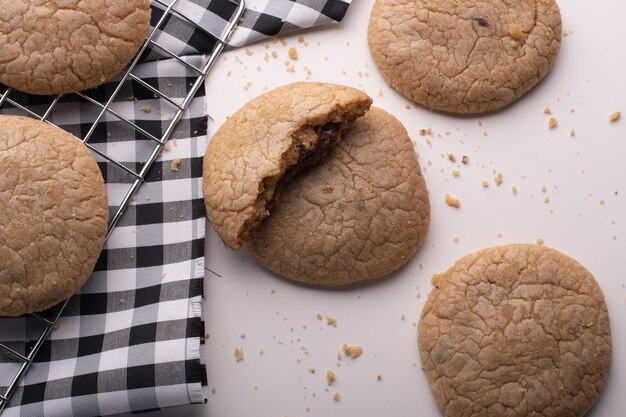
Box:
(0, 0), (244, 412)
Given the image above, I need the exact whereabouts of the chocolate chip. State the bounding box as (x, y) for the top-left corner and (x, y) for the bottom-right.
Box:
(473, 17), (489, 28)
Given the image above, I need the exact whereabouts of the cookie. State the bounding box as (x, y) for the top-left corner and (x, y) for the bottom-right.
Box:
(203, 82), (373, 250)
(368, 0), (562, 114)
(0, 0), (151, 95)
(247, 107), (429, 286)
(0, 115), (109, 316)
(418, 244), (611, 417)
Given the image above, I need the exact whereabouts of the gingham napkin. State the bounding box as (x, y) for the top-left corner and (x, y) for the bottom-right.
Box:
(0, 1), (351, 416)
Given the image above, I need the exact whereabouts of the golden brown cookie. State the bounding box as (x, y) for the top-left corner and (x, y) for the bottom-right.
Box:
(0, 115), (109, 316)
(202, 82), (372, 250)
(368, 0), (562, 114)
(418, 244), (611, 417)
(0, 0), (151, 95)
(247, 107), (430, 286)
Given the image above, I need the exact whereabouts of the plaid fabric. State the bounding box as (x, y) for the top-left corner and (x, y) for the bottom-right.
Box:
(228, 0), (352, 46)
(0, 0), (352, 416)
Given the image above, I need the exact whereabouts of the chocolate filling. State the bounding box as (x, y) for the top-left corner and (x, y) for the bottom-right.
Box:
(266, 122), (341, 212)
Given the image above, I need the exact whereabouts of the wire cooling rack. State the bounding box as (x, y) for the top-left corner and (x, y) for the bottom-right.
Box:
(0, 0), (244, 412)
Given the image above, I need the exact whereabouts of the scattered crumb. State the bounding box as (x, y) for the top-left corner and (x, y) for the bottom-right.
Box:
(308, 368), (316, 374)
(494, 173), (503, 186)
(453, 237), (459, 243)
(316, 313), (323, 320)
(511, 185), (518, 195)
(271, 50), (278, 58)
(419, 127), (432, 136)
(170, 159), (181, 172)
(548, 117), (558, 128)
(161, 271), (168, 279)
(482, 180), (489, 188)
(451, 169), (460, 177)
(376, 89), (383, 97)
(343, 344), (363, 358)
(163, 142), (172, 151)
(377, 373), (383, 381)
(536, 238), (545, 245)
(404, 103), (411, 109)
(288, 47), (298, 60)
(496, 232), (503, 238)
(541, 185), (547, 192)
(240, 333), (246, 339)
(447, 153), (456, 162)
(326, 316), (337, 326)
(400, 313), (406, 321)
(326, 370), (335, 385)
(298, 35), (305, 43)
(141, 104), (152, 113)
(461, 155), (469, 164)
(569, 128), (575, 137)
(333, 392), (340, 401)
(543, 106), (552, 115)
(543, 196), (550, 203)
(234, 347), (244, 362)
(508, 23), (522, 39)
(609, 111), (621, 122)
(444, 194), (460, 208)
(211, 387), (216, 394)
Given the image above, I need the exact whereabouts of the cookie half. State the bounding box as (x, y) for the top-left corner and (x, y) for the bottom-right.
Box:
(0, 0), (151, 95)
(418, 244), (611, 417)
(203, 82), (373, 250)
(247, 107), (430, 286)
(368, 0), (562, 114)
(0, 115), (109, 316)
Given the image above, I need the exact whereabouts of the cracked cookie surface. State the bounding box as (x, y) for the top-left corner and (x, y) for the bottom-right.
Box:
(368, 0), (562, 114)
(418, 244), (611, 417)
(0, 115), (108, 316)
(0, 0), (150, 95)
(248, 107), (430, 286)
(203, 82), (372, 250)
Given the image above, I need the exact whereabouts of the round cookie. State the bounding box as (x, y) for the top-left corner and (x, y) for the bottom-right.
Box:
(203, 82), (372, 250)
(368, 0), (562, 114)
(418, 244), (611, 417)
(0, 0), (151, 95)
(247, 107), (430, 286)
(0, 115), (109, 316)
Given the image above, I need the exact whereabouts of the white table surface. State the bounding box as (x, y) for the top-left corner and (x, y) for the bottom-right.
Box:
(144, 0), (626, 416)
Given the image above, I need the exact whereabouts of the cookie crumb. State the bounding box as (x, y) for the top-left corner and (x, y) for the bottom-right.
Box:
(234, 347), (244, 362)
(298, 36), (305, 43)
(376, 373), (383, 381)
(461, 155), (469, 164)
(508, 23), (522, 39)
(569, 128), (575, 137)
(163, 142), (172, 152)
(326, 370), (335, 385)
(419, 127), (432, 136)
(288, 47), (298, 60)
(494, 173), (503, 186)
(211, 387), (216, 394)
(536, 238), (545, 245)
(170, 159), (181, 172)
(548, 117), (558, 128)
(609, 111), (621, 122)
(316, 313), (323, 320)
(444, 194), (460, 208)
(543, 106), (552, 115)
(332, 392), (340, 401)
(308, 367), (316, 374)
(447, 153), (456, 162)
(400, 313), (406, 321)
(511, 185), (518, 195)
(142, 104), (152, 113)
(342, 343), (363, 358)
(326, 316), (337, 326)
(482, 180), (489, 188)
(451, 169), (460, 177)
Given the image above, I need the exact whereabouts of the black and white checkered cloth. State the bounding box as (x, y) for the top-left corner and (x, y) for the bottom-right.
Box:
(0, 1), (351, 416)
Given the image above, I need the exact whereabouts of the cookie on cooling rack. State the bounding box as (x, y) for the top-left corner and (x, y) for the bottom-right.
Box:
(0, 115), (109, 317)
(247, 107), (430, 286)
(0, 0), (151, 95)
(202, 82), (372, 250)
(368, 0), (562, 114)
(418, 244), (611, 417)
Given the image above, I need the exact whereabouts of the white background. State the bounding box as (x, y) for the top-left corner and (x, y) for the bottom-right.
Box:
(146, 0), (626, 416)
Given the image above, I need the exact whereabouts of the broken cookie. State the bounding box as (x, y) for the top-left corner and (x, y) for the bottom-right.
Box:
(418, 244), (611, 417)
(247, 108), (430, 286)
(0, 0), (151, 95)
(368, 0), (562, 114)
(202, 82), (372, 250)
(0, 115), (109, 316)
